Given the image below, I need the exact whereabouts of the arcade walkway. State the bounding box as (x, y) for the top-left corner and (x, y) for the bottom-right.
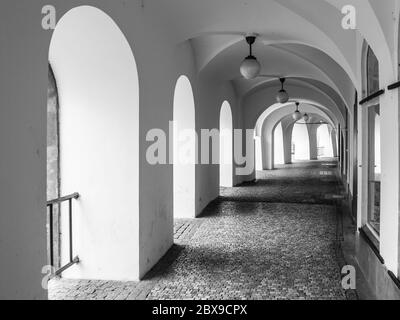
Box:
(49, 160), (356, 300)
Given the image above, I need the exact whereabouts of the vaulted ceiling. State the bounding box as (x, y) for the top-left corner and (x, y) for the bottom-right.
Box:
(148, 0), (397, 124)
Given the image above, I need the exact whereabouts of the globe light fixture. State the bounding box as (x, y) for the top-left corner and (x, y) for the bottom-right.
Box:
(276, 78), (289, 103)
(303, 113), (309, 122)
(293, 102), (302, 121)
(240, 36), (261, 80)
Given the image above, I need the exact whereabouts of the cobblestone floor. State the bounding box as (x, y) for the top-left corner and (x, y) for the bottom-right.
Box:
(174, 219), (203, 244)
(49, 160), (349, 300)
(220, 160), (341, 204)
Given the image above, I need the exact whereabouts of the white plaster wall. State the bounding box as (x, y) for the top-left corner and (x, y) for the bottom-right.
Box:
(173, 75), (196, 218)
(255, 136), (263, 171)
(274, 123), (284, 165)
(379, 90), (399, 275)
(219, 101), (233, 187)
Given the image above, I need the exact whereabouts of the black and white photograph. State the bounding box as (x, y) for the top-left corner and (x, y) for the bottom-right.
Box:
(1, 0), (400, 306)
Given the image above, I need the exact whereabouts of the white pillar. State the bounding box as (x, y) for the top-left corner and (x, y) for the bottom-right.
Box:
(329, 127), (338, 158)
(282, 120), (294, 164)
(307, 124), (320, 160)
(379, 90), (400, 275)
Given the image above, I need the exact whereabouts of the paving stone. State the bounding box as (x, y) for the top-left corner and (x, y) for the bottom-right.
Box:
(49, 160), (349, 300)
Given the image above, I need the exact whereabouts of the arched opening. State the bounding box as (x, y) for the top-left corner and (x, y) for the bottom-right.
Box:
(317, 124), (334, 159)
(254, 103), (338, 173)
(219, 101), (233, 188)
(48, 6), (140, 280)
(292, 123), (310, 161)
(173, 75), (196, 219)
(274, 122), (284, 165)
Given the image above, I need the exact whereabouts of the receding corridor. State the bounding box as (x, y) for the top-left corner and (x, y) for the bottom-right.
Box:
(5, 1), (400, 302)
(49, 160), (356, 300)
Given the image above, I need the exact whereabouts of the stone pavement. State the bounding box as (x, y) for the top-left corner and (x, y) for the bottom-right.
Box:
(220, 160), (340, 204)
(49, 160), (352, 300)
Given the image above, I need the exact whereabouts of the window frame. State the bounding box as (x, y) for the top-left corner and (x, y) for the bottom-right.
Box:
(362, 99), (381, 243)
(360, 44), (381, 245)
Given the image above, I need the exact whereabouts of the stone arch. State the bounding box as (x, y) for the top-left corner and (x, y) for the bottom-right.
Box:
(248, 84), (345, 134)
(259, 104), (335, 170)
(49, 5), (140, 280)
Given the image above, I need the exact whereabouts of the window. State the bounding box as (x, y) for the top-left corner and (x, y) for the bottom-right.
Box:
(366, 46), (379, 96)
(367, 105), (381, 235)
(361, 44), (381, 239)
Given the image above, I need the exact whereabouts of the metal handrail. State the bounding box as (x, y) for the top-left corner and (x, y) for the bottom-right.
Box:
(47, 192), (79, 205)
(359, 89), (385, 105)
(47, 193), (80, 277)
(388, 81), (400, 91)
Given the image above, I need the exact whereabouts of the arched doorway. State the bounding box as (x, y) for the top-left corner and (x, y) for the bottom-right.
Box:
(292, 123), (310, 161)
(48, 6), (140, 280)
(317, 124), (334, 158)
(219, 101), (233, 187)
(173, 75), (196, 218)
